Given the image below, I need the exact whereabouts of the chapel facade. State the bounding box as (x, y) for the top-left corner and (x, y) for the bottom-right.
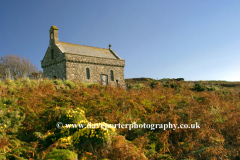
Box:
(41, 26), (125, 87)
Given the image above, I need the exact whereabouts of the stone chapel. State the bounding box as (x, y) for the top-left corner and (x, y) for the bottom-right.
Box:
(41, 26), (125, 87)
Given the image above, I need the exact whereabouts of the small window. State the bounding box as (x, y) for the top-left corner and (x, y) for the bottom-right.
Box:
(50, 32), (53, 39)
(86, 68), (90, 79)
(116, 80), (119, 86)
(110, 70), (114, 81)
(51, 49), (54, 59)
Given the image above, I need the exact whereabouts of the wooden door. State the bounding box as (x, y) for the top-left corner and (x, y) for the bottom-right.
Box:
(101, 74), (108, 85)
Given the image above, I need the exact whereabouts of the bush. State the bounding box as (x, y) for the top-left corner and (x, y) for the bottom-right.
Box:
(71, 122), (116, 156)
(0, 97), (25, 135)
(63, 80), (75, 89)
(206, 87), (215, 91)
(150, 81), (158, 89)
(128, 83), (145, 90)
(59, 108), (88, 127)
(44, 107), (117, 158)
(170, 83), (178, 88)
(43, 149), (78, 160)
(174, 78), (184, 81)
(192, 83), (206, 92)
(53, 79), (64, 85)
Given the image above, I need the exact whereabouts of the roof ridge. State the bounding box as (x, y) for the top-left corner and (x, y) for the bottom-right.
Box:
(109, 48), (121, 59)
(59, 41), (108, 50)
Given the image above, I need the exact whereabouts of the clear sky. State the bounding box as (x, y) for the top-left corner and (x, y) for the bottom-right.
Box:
(1, 0), (240, 81)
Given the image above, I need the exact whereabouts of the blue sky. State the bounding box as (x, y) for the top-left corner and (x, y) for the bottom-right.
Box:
(1, 0), (240, 81)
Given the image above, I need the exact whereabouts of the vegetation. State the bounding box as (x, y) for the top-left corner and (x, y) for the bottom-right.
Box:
(0, 54), (42, 80)
(0, 78), (239, 159)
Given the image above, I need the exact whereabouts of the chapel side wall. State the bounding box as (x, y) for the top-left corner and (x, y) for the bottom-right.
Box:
(114, 66), (125, 87)
(66, 62), (125, 87)
(65, 53), (125, 87)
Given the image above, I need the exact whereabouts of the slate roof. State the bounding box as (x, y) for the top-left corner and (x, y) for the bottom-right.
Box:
(56, 42), (121, 59)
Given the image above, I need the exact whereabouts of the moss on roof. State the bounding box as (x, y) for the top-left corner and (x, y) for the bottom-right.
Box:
(51, 26), (58, 30)
(56, 41), (120, 59)
(59, 42), (107, 50)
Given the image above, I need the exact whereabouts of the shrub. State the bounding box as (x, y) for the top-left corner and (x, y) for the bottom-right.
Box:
(86, 83), (101, 88)
(71, 122), (116, 155)
(107, 135), (148, 160)
(192, 83), (206, 92)
(53, 79), (64, 85)
(170, 82), (182, 93)
(45, 107), (117, 158)
(63, 80), (75, 89)
(59, 108), (88, 125)
(43, 149), (78, 160)
(5, 79), (15, 86)
(170, 82), (178, 88)
(0, 97), (25, 134)
(128, 83), (145, 90)
(206, 87), (215, 91)
(150, 81), (158, 89)
(0, 97), (26, 159)
(174, 78), (184, 81)
(162, 83), (170, 88)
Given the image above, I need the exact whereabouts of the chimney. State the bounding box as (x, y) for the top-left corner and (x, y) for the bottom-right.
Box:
(49, 26), (59, 45)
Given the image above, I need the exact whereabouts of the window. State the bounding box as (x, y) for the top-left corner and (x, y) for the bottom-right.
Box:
(116, 80), (119, 87)
(50, 32), (53, 39)
(110, 70), (114, 81)
(51, 49), (54, 59)
(86, 68), (90, 79)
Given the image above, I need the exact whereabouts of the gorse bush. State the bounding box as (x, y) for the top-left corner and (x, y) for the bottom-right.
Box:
(53, 79), (64, 85)
(63, 80), (75, 89)
(192, 83), (206, 91)
(128, 83), (146, 90)
(150, 80), (158, 89)
(43, 107), (117, 159)
(0, 96), (26, 159)
(192, 83), (218, 92)
(0, 97), (25, 134)
(174, 78), (184, 81)
(0, 79), (239, 159)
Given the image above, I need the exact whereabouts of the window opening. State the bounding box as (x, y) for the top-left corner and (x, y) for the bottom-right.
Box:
(110, 70), (114, 81)
(51, 49), (54, 59)
(86, 68), (90, 79)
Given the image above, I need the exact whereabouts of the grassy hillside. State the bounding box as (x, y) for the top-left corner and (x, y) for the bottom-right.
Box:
(0, 78), (239, 159)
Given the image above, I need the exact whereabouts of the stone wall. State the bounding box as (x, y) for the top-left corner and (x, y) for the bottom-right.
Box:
(43, 61), (66, 80)
(41, 43), (66, 79)
(66, 61), (125, 87)
(64, 53), (125, 87)
(41, 43), (65, 68)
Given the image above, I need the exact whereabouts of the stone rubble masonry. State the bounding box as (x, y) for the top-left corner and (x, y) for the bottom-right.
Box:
(41, 26), (126, 88)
